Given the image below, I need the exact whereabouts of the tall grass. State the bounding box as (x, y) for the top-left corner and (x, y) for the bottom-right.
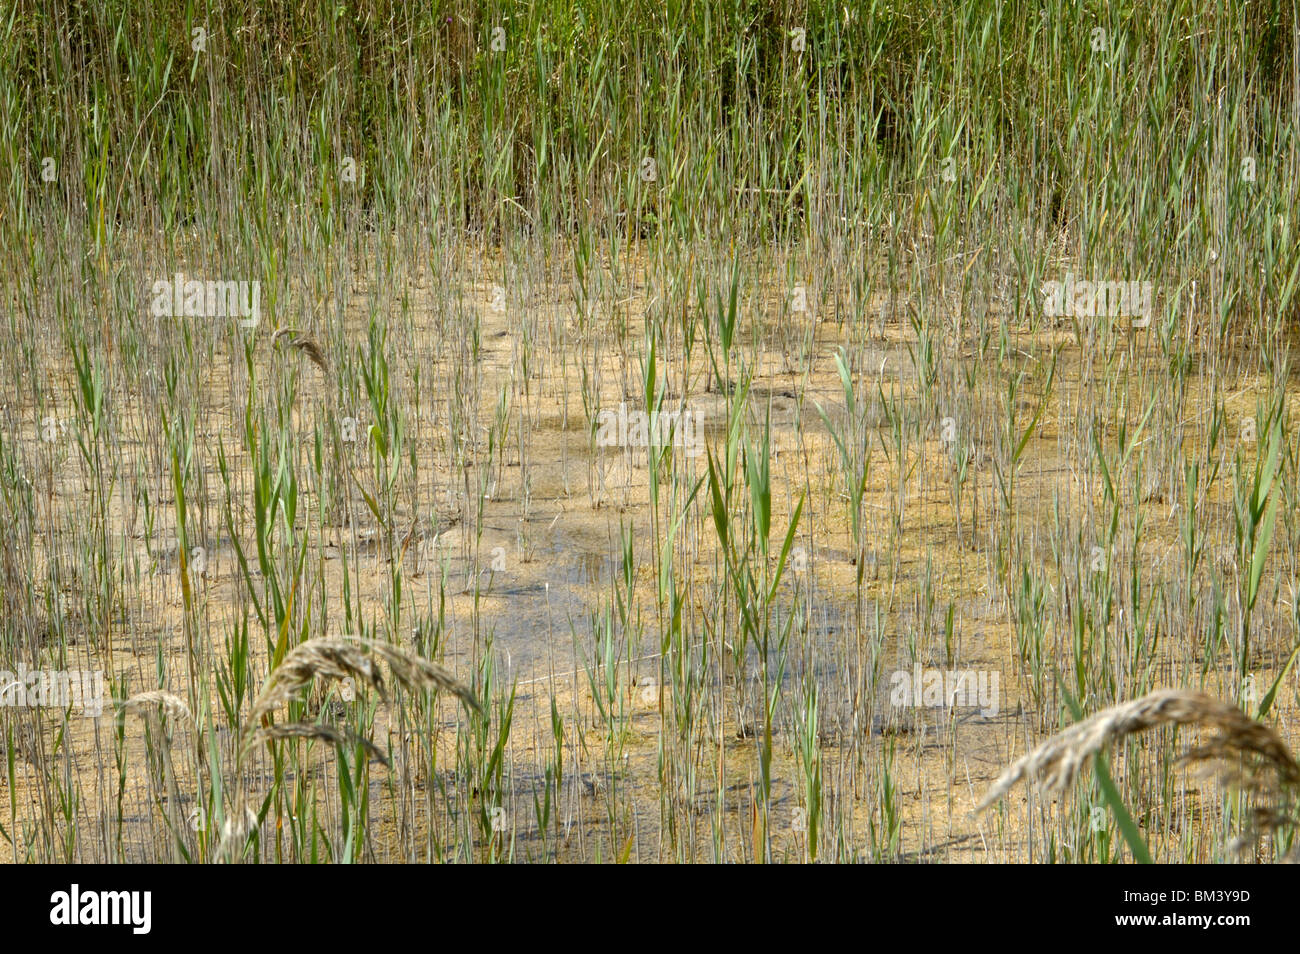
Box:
(0, 0), (1299, 863)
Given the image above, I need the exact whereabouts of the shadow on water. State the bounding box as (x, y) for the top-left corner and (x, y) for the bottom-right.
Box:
(473, 525), (618, 681)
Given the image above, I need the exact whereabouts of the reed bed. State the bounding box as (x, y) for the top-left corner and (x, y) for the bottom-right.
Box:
(0, 0), (1298, 863)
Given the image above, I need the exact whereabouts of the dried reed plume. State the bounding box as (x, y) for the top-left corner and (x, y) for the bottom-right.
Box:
(364, 638), (481, 712)
(271, 327), (329, 372)
(119, 690), (192, 723)
(251, 721), (389, 765)
(220, 636), (479, 861)
(247, 638), (378, 730)
(248, 635), (479, 725)
(978, 689), (1300, 812)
